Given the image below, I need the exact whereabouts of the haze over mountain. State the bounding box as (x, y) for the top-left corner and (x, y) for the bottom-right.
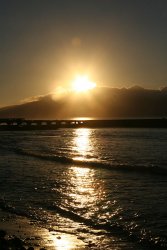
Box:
(1, 1), (167, 106)
(0, 86), (167, 119)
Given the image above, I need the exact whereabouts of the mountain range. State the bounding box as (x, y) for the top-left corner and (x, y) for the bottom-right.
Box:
(0, 86), (167, 119)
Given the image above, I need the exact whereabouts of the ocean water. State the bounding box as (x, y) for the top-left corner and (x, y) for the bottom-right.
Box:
(0, 128), (167, 249)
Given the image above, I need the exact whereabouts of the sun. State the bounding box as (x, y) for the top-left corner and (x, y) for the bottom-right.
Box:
(72, 75), (96, 92)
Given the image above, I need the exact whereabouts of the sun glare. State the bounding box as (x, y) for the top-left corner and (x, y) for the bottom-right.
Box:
(72, 75), (96, 92)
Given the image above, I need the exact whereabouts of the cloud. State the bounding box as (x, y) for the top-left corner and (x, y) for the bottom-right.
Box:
(20, 95), (46, 104)
(0, 86), (167, 119)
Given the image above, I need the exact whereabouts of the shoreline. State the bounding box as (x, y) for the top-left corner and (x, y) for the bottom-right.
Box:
(0, 211), (86, 250)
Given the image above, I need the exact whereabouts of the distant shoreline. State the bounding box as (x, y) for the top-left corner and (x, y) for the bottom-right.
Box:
(0, 118), (167, 130)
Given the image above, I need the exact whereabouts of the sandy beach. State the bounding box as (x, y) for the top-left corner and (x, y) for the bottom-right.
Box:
(0, 210), (86, 250)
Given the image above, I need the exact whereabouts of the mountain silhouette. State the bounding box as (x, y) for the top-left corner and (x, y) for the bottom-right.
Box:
(0, 87), (167, 119)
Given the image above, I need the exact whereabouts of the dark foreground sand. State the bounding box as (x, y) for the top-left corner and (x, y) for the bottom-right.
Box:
(0, 211), (86, 250)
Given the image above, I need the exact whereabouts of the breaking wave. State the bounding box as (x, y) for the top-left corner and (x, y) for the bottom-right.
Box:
(14, 148), (167, 177)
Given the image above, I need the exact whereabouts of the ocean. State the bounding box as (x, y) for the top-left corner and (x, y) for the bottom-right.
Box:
(0, 128), (167, 249)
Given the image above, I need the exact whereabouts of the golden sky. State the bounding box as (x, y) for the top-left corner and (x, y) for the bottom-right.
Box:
(1, 0), (167, 106)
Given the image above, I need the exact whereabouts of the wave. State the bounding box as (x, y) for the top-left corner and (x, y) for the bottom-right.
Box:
(14, 148), (167, 177)
(46, 204), (167, 249)
(0, 197), (166, 249)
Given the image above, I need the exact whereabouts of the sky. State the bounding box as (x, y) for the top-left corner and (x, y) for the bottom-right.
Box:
(1, 0), (167, 106)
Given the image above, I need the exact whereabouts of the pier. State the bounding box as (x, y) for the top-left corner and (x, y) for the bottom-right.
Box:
(0, 118), (167, 130)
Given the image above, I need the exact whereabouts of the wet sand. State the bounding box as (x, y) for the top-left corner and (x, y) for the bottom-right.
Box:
(0, 211), (86, 250)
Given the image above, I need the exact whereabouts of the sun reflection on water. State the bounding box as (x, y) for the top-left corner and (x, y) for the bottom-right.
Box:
(69, 167), (95, 221)
(48, 128), (106, 249)
(50, 232), (85, 250)
(68, 165), (105, 219)
(72, 128), (92, 161)
(70, 128), (105, 213)
(52, 235), (72, 250)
